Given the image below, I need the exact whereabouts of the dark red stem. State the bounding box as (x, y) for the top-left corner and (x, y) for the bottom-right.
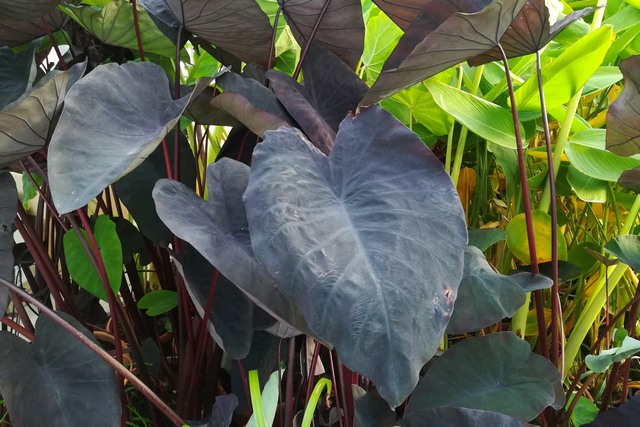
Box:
(130, 0), (146, 61)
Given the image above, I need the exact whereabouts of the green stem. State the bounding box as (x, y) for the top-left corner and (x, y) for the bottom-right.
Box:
(451, 65), (484, 186)
(445, 67), (464, 176)
(302, 378), (333, 427)
(563, 194), (640, 378)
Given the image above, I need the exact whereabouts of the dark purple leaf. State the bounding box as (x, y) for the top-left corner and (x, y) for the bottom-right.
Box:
(407, 332), (564, 421)
(362, 0), (528, 105)
(0, 11), (68, 47)
(468, 0), (593, 66)
(0, 61), (85, 168)
(585, 394), (640, 427)
(267, 45), (367, 154)
(174, 244), (254, 359)
(607, 56), (640, 156)
(0, 44), (36, 111)
(618, 165), (640, 193)
(184, 85), (239, 126)
(211, 71), (293, 137)
(153, 159), (311, 338)
(0, 172), (16, 315)
(208, 394), (238, 427)
(278, 0), (364, 69)
(244, 106), (467, 407)
(0, 0), (61, 21)
(352, 385), (396, 427)
(138, 0), (187, 47)
(402, 407), (522, 427)
(372, 0), (430, 31)
(446, 246), (525, 334)
(215, 125), (258, 166)
(0, 312), (120, 426)
(164, 0), (274, 66)
(48, 62), (212, 213)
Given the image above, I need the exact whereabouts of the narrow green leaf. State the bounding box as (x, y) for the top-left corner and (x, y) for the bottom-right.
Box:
(426, 79), (521, 149)
(513, 26), (612, 110)
(63, 215), (122, 301)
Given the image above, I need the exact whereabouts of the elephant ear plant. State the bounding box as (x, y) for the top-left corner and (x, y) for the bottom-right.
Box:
(0, 0), (607, 425)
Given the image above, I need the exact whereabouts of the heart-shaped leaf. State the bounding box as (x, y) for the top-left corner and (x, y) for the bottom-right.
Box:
(507, 210), (568, 265)
(372, 0), (490, 31)
(61, 0), (179, 58)
(244, 106), (467, 407)
(137, 290), (178, 316)
(0, 312), (120, 426)
(361, 10), (403, 82)
(138, 0), (187, 47)
(173, 244), (255, 359)
(468, 228), (506, 251)
(267, 45), (367, 154)
(402, 407), (523, 427)
(153, 159), (310, 338)
(585, 336), (640, 373)
(446, 247), (526, 334)
(406, 332), (564, 421)
(211, 71), (292, 137)
(0, 61), (85, 168)
(618, 166), (640, 193)
(0, 171), (16, 314)
(0, 0), (61, 21)
(468, 0), (593, 66)
(278, 0), (364, 70)
(0, 11), (68, 47)
(49, 62), (214, 213)
(164, 0), (274, 66)
(606, 56), (640, 156)
(63, 215), (123, 301)
(584, 394), (640, 427)
(208, 394), (238, 427)
(362, 0), (527, 105)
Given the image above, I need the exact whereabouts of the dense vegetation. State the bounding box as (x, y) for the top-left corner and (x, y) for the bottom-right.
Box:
(0, 0), (639, 426)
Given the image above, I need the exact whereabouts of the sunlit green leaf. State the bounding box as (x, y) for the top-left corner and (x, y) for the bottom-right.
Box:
(506, 210), (568, 265)
(586, 336), (640, 373)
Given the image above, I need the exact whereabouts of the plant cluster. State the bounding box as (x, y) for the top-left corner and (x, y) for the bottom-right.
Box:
(0, 0), (639, 426)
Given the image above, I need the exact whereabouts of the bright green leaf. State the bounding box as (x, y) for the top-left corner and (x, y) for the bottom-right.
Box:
(137, 290), (178, 316)
(568, 395), (598, 427)
(63, 215), (122, 301)
(426, 79), (521, 149)
(361, 11), (402, 83)
(61, 0), (178, 58)
(20, 172), (41, 209)
(246, 369), (283, 427)
(566, 166), (608, 203)
(506, 210), (568, 265)
(566, 141), (640, 182)
(513, 26), (612, 111)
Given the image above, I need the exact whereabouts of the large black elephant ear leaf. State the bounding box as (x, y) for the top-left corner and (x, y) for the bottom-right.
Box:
(0, 10), (68, 47)
(606, 55), (640, 157)
(402, 407), (523, 427)
(0, 0), (61, 21)
(138, 0), (187, 48)
(0, 312), (121, 426)
(48, 62), (215, 214)
(361, 0), (529, 105)
(584, 394), (640, 427)
(163, 0), (273, 66)
(352, 385), (396, 427)
(0, 171), (17, 315)
(406, 332), (564, 422)
(468, 0), (593, 66)
(153, 159), (310, 338)
(372, 0), (429, 31)
(0, 60), (85, 168)
(446, 246), (526, 334)
(277, 0), (364, 70)
(244, 106), (467, 407)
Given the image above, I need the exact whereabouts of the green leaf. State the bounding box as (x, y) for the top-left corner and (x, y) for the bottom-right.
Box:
(426, 79), (521, 149)
(468, 228), (507, 251)
(61, 1), (178, 58)
(137, 290), (178, 316)
(506, 210), (568, 265)
(361, 11), (402, 83)
(246, 369), (283, 427)
(63, 215), (123, 301)
(566, 165), (608, 203)
(568, 395), (598, 427)
(20, 171), (42, 208)
(512, 26), (612, 111)
(604, 235), (640, 271)
(585, 336), (640, 373)
(566, 141), (640, 182)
